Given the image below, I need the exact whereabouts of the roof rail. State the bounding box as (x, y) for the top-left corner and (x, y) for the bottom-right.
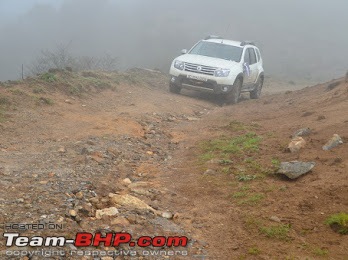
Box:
(240, 41), (256, 46)
(204, 35), (222, 40)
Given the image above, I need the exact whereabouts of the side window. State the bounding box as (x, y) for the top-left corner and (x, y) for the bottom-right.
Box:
(255, 48), (261, 62)
(243, 48), (250, 64)
(249, 48), (257, 65)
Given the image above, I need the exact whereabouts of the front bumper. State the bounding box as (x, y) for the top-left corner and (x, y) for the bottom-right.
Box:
(170, 75), (233, 94)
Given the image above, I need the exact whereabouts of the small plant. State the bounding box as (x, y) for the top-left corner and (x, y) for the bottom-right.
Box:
(40, 72), (57, 82)
(232, 192), (247, 198)
(221, 167), (231, 174)
(0, 109), (5, 122)
(313, 248), (328, 256)
(236, 174), (257, 182)
(228, 120), (246, 131)
(0, 96), (10, 105)
(259, 224), (291, 240)
(325, 213), (348, 234)
(238, 193), (264, 205)
(9, 89), (26, 95)
(271, 158), (281, 168)
(36, 97), (54, 105)
(219, 159), (233, 165)
(248, 247), (260, 255)
(32, 87), (45, 94)
(279, 185), (288, 192)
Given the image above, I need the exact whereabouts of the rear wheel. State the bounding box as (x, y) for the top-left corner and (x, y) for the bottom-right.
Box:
(250, 76), (263, 99)
(226, 78), (242, 104)
(169, 83), (181, 94)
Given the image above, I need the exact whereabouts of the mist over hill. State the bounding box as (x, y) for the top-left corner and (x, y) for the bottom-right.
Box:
(0, 0), (347, 82)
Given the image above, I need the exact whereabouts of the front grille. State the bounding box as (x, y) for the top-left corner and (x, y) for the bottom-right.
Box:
(184, 62), (217, 76)
(182, 78), (215, 90)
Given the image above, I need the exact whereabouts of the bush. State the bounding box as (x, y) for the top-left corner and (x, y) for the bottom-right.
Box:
(326, 213), (348, 234)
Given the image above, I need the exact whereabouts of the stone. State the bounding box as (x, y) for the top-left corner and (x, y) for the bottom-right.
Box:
(65, 99), (73, 104)
(109, 193), (158, 214)
(111, 216), (130, 226)
(107, 148), (121, 157)
(58, 147), (66, 153)
(162, 212), (173, 219)
(123, 178), (132, 185)
(95, 207), (119, 219)
(131, 188), (152, 197)
(270, 216), (281, 223)
(203, 169), (215, 175)
(128, 182), (150, 189)
(323, 134), (343, 151)
(292, 128), (311, 138)
(75, 191), (84, 199)
(87, 140), (96, 145)
(288, 137), (306, 153)
(69, 210), (77, 217)
(278, 161), (315, 179)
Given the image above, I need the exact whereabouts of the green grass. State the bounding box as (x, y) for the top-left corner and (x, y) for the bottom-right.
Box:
(0, 96), (10, 105)
(238, 193), (264, 205)
(227, 120), (261, 132)
(313, 248), (329, 256)
(271, 158), (281, 168)
(248, 247), (260, 255)
(259, 224), (291, 240)
(219, 159), (233, 165)
(236, 174), (257, 182)
(227, 120), (247, 131)
(32, 86), (46, 94)
(0, 109), (5, 122)
(9, 89), (26, 96)
(201, 132), (261, 160)
(36, 97), (54, 105)
(325, 213), (348, 234)
(40, 72), (57, 82)
(232, 191), (247, 198)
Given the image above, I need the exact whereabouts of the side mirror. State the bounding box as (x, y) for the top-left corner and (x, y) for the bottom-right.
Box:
(181, 49), (187, 54)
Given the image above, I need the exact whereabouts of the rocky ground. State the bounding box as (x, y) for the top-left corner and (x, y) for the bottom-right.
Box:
(0, 69), (347, 259)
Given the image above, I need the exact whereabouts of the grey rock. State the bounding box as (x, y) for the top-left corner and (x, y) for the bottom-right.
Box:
(292, 128), (311, 138)
(323, 134), (343, 151)
(278, 161), (315, 179)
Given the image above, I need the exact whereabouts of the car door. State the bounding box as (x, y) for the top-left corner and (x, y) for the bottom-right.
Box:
(242, 48), (259, 90)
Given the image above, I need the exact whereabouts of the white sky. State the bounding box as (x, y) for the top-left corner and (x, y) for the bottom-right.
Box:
(0, 0), (63, 20)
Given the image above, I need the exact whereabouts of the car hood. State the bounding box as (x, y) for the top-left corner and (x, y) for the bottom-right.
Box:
(176, 54), (239, 69)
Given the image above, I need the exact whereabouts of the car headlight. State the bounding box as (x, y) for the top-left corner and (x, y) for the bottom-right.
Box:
(174, 60), (184, 71)
(214, 68), (230, 77)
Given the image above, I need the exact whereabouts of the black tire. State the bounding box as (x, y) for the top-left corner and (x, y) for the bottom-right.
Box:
(169, 83), (181, 94)
(226, 77), (242, 104)
(250, 76), (263, 99)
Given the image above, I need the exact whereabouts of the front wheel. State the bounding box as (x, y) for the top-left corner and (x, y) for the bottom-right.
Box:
(226, 78), (242, 104)
(250, 76), (263, 99)
(169, 83), (181, 94)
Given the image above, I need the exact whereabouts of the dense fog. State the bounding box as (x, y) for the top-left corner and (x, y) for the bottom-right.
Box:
(0, 0), (347, 82)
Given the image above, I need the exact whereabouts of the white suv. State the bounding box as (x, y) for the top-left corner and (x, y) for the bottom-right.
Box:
(169, 36), (264, 104)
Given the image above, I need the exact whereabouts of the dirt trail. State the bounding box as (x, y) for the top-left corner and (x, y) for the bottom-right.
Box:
(0, 70), (347, 259)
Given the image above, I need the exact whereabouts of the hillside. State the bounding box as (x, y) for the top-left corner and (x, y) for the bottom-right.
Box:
(0, 69), (347, 259)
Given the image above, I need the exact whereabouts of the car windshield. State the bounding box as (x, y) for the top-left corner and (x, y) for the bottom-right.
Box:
(189, 41), (243, 62)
